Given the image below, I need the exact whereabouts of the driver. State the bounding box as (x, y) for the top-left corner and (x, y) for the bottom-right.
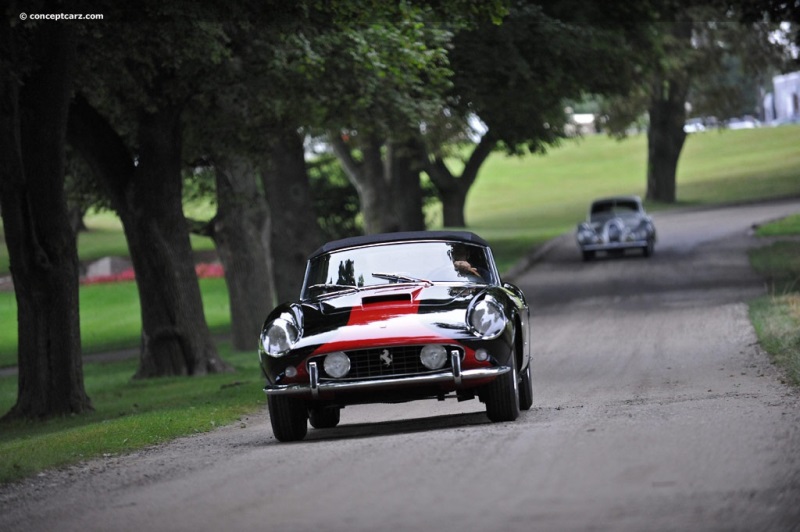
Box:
(452, 245), (480, 277)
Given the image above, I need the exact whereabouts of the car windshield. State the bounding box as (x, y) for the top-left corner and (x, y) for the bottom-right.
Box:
(589, 199), (641, 222)
(302, 241), (497, 299)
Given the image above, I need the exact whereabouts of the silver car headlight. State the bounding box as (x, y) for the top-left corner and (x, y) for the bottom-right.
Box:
(576, 224), (595, 244)
(467, 297), (507, 339)
(261, 318), (300, 357)
(632, 223), (652, 240)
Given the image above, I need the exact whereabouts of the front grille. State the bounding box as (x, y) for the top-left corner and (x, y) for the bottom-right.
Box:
(311, 345), (462, 380)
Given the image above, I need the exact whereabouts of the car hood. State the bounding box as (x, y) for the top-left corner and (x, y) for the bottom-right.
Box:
(588, 213), (645, 229)
(315, 284), (479, 313)
(294, 284), (486, 355)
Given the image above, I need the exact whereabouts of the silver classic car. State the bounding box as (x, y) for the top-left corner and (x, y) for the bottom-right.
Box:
(575, 196), (656, 261)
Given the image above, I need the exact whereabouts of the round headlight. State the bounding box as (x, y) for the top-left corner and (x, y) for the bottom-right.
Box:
(324, 351), (351, 378)
(420, 344), (448, 370)
(468, 298), (507, 339)
(577, 229), (594, 243)
(262, 318), (299, 356)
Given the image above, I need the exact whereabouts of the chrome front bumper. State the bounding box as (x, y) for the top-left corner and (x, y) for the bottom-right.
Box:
(264, 351), (510, 398)
(580, 240), (649, 251)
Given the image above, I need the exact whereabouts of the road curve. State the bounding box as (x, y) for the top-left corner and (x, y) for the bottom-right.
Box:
(1, 199), (800, 532)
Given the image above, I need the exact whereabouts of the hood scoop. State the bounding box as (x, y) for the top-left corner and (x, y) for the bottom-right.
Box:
(361, 293), (412, 305)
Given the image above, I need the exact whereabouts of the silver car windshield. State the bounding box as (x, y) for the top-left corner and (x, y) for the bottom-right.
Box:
(590, 200), (642, 223)
(302, 241), (497, 299)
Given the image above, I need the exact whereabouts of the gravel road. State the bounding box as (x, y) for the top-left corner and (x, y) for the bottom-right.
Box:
(2, 198), (800, 532)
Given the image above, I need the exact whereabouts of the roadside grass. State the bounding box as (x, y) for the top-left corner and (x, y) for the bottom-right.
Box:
(749, 241), (800, 294)
(0, 346), (261, 484)
(750, 295), (800, 386)
(0, 126), (798, 485)
(755, 213), (800, 237)
(748, 215), (800, 386)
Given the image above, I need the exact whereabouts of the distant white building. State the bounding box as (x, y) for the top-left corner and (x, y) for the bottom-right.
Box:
(766, 71), (800, 121)
(564, 113), (596, 136)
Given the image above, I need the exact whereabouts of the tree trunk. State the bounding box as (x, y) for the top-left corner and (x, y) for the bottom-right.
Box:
(68, 205), (88, 234)
(331, 134), (397, 234)
(427, 134), (495, 228)
(212, 155), (276, 350)
(130, 107), (230, 377)
(439, 185), (470, 228)
(262, 128), (323, 303)
(387, 139), (425, 232)
(330, 133), (432, 234)
(67, 97), (231, 378)
(0, 23), (92, 419)
(646, 81), (688, 203)
(646, 21), (692, 204)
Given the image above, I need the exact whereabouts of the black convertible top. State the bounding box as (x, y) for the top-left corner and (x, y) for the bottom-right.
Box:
(308, 231), (490, 260)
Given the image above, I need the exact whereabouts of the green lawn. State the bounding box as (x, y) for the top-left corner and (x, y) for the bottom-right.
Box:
(0, 125), (799, 485)
(464, 127), (800, 270)
(0, 346), (261, 484)
(0, 210), (216, 276)
(0, 278), (231, 369)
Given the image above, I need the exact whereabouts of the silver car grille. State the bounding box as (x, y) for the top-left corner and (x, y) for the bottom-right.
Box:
(604, 219), (626, 242)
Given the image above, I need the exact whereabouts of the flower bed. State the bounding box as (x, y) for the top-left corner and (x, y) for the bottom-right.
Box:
(81, 263), (225, 285)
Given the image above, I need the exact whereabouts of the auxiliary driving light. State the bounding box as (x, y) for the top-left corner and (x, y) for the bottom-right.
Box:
(324, 351), (351, 378)
(475, 348), (489, 362)
(420, 344), (448, 370)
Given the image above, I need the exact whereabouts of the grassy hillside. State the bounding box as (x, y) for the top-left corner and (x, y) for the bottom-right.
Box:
(464, 127), (800, 270)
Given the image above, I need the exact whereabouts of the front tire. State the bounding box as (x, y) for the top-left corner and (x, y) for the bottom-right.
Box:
(268, 395), (308, 442)
(309, 405), (341, 429)
(582, 250), (595, 262)
(484, 356), (520, 422)
(519, 361), (533, 411)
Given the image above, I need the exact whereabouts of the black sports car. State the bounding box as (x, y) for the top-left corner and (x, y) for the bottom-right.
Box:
(259, 231), (532, 442)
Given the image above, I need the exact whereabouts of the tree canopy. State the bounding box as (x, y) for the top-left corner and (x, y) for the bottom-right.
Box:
(1, 0), (795, 420)
(420, 0), (658, 226)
